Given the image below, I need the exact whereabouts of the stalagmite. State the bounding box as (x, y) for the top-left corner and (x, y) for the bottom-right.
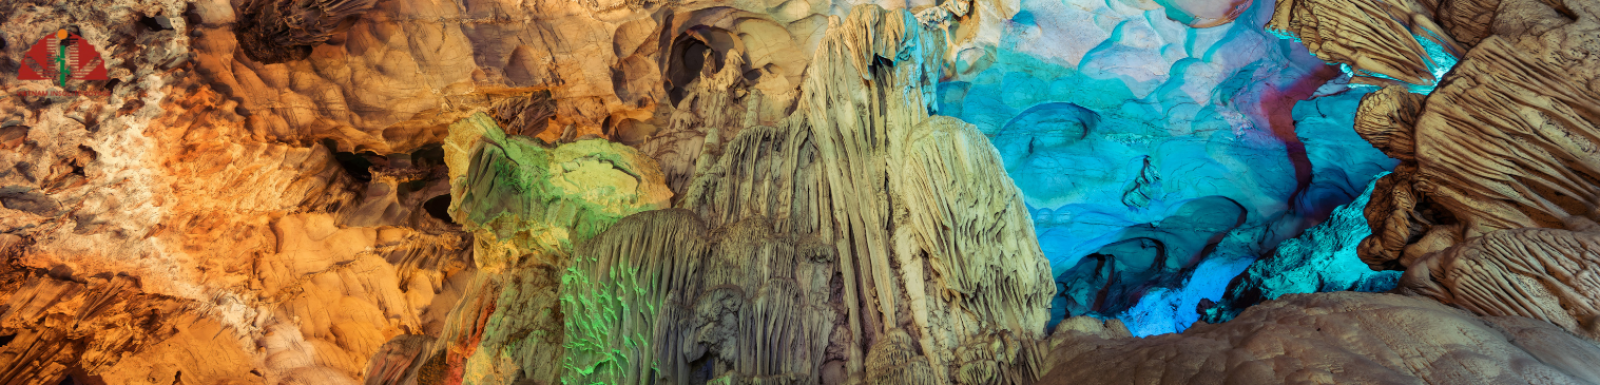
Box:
(5, 0), (1600, 382)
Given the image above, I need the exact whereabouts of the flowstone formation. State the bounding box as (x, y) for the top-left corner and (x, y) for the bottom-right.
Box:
(4, 0), (1600, 383)
(361, 3), (1058, 384)
(1274, 0), (1600, 341)
(1037, 0), (1600, 381)
(934, 0), (1398, 333)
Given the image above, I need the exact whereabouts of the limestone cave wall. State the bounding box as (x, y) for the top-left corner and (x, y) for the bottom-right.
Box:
(0, 0), (1598, 384)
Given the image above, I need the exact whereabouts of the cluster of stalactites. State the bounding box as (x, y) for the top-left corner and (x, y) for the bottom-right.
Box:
(1269, 0), (1466, 92)
(1295, 0), (1600, 342)
(555, 3), (1055, 384)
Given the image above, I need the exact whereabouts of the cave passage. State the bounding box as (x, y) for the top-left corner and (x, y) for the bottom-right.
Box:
(937, 0), (1416, 335)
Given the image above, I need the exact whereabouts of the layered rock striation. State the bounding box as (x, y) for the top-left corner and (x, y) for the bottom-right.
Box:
(2, 0), (1600, 383)
(1278, 0), (1600, 342)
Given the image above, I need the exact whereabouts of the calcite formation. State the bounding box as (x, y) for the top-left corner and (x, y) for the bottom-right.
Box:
(939, 0), (1404, 333)
(1201, 172), (1401, 323)
(1285, 0), (1600, 342)
(2, 0), (1600, 383)
(1044, 292), (1600, 384)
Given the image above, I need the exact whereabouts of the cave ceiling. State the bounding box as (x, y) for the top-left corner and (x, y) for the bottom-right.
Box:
(1, 0), (1599, 383)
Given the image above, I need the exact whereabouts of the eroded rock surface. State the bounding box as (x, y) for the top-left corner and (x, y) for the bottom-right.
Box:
(1044, 292), (1600, 385)
(3, 0), (1600, 382)
(1201, 172), (1401, 323)
(937, 0), (1403, 333)
(1279, 0), (1600, 342)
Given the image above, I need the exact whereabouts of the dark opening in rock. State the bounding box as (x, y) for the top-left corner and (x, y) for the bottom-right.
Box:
(410, 144), (445, 169)
(139, 15), (173, 31)
(424, 195), (454, 224)
(324, 140), (378, 182)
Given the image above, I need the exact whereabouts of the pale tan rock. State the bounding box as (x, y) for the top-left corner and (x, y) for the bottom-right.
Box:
(1400, 228), (1600, 341)
(657, 6), (1051, 383)
(1270, 0), (1465, 85)
(11, 0), (1600, 382)
(1040, 292), (1600, 385)
(1405, 32), (1600, 234)
(1318, 0), (1600, 345)
(1351, 0), (1600, 263)
(1352, 85), (1424, 162)
(1436, 0), (1500, 46)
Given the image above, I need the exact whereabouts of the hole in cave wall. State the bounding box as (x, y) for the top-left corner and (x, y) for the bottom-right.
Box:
(424, 195), (454, 225)
(663, 23), (748, 107)
(410, 143), (446, 170)
(667, 35), (717, 106)
(322, 139), (379, 182)
(1046, 195), (1245, 332)
(139, 15), (173, 32)
(58, 366), (107, 385)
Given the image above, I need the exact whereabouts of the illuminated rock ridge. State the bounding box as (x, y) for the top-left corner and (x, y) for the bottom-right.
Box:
(0, 0), (1596, 383)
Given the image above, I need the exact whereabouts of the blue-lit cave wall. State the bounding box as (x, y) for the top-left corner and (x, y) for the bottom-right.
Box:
(936, 0), (1411, 335)
(1200, 172), (1405, 324)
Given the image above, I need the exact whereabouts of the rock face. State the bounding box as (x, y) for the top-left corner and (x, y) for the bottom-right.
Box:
(937, 0), (1401, 332)
(1044, 292), (1600, 385)
(234, 0), (379, 63)
(1403, 228), (1600, 341)
(1277, 0), (1600, 342)
(4, 0), (1600, 382)
(168, 0), (1061, 383)
(413, 6), (1055, 383)
(1269, 0), (1465, 88)
(1201, 172), (1401, 323)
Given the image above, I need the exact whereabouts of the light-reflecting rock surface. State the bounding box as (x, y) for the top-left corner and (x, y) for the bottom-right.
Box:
(936, 0), (1397, 333)
(1, 0), (1598, 382)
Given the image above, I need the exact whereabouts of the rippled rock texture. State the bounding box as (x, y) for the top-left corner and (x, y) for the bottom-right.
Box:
(1281, 0), (1600, 342)
(3, 0), (1600, 383)
(1200, 172), (1402, 323)
(1045, 292), (1600, 385)
(938, 0), (1399, 333)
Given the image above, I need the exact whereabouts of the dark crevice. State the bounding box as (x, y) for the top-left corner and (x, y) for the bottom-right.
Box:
(234, 0), (377, 63)
(424, 195), (455, 225)
(667, 37), (714, 106)
(410, 144), (446, 170)
(323, 140), (378, 182)
(1545, 0), (1578, 21)
(139, 15), (173, 31)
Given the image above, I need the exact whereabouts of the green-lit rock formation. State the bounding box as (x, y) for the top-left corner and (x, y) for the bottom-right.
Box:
(443, 112), (673, 270)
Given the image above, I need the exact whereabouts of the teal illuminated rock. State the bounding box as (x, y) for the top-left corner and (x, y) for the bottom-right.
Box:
(1201, 172), (1402, 324)
(941, 0), (1399, 334)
